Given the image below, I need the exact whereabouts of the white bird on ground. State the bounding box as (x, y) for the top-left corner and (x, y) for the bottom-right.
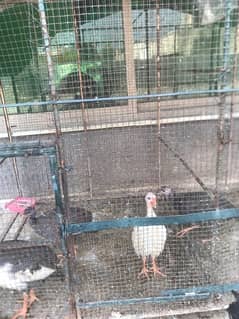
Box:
(132, 192), (167, 279)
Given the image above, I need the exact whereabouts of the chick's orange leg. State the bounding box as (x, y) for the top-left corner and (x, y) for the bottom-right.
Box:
(11, 290), (39, 319)
(138, 256), (150, 279)
(28, 289), (39, 307)
(150, 257), (166, 278)
(11, 292), (29, 319)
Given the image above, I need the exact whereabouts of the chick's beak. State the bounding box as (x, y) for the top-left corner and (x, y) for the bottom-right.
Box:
(151, 197), (157, 208)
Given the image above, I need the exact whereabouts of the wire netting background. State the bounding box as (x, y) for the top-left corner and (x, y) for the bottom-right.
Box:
(0, 0), (239, 318)
(0, 0), (239, 107)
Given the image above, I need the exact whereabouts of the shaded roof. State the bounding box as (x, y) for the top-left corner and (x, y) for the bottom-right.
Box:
(52, 9), (188, 47)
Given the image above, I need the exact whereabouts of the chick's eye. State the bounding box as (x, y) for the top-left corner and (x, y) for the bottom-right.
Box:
(147, 197), (151, 200)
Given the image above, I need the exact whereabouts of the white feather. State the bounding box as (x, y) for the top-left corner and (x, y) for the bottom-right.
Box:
(0, 263), (55, 291)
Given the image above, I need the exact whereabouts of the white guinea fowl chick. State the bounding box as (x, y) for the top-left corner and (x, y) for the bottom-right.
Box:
(132, 192), (167, 279)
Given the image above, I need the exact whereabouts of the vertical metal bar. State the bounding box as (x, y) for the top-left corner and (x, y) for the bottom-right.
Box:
(71, 5), (93, 312)
(48, 152), (78, 319)
(145, 7), (150, 95)
(122, 0), (137, 110)
(214, 24), (221, 91)
(72, 0), (93, 198)
(156, 0), (161, 189)
(11, 75), (20, 114)
(37, 1), (77, 318)
(38, 0), (58, 124)
(38, 0), (69, 218)
(0, 80), (22, 196)
(173, 25), (177, 94)
(31, 8), (47, 112)
(0, 82), (12, 142)
(48, 153), (65, 245)
(226, 4), (239, 186)
(215, 0), (231, 206)
(209, 24), (217, 93)
(72, 1), (88, 128)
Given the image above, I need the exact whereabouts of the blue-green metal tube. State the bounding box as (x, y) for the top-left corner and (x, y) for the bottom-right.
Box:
(77, 282), (239, 309)
(67, 208), (239, 234)
(1, 88), (239, 109)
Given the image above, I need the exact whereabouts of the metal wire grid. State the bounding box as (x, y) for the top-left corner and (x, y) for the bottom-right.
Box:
(0, 148), (54, 200)
(66, 191), (238, 316)
(0, 0), (238, 318)
(73, 216), (239, 311)
(56, 0), (127, 103)
(0, 143), (66, 318)
(0, 0), (238, 111)
(59, 116), (233, 198)
(63, 126), (160, 196)
(0, 2), (43, 107)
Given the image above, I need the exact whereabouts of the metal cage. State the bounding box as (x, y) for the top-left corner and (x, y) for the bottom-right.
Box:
(0, 0), (239, 318)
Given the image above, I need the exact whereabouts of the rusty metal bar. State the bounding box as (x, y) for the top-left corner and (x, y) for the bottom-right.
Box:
(156, 0), (161, 189)
(158, 134), (215, 200)
(226, 6), (239, 186)
(72, 0), (93, 199)
(38, 1), (77, 318)
(215, 0), (232, 206)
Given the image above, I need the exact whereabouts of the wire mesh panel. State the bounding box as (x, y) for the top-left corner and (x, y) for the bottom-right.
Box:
(0, 146), (53, 199)
(75, 219), (237, 296)
(68, 192), (239, 318)
(0, 142), (68, 318)
(0, 0), (238, 108)
(0, 0), (239, 318)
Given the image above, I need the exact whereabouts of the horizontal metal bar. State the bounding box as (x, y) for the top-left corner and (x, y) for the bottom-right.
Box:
(77, 293), (210, 309)
(0, 141), (56, 157)
(77, 282), (239, 309)
(67, 208), (239, 234)
(1, 88), (239, 109)
(161, 282), (239, 296)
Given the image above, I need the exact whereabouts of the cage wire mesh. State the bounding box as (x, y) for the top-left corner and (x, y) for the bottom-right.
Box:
(0, 0), (239, 318)
(0, 144), (68, 318)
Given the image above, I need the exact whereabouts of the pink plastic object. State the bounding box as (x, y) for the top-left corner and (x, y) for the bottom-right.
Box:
(5, 197), (36, 214)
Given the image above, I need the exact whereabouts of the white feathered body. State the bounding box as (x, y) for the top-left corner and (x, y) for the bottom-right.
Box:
(0, 262), (55, 291)
(132, 224), (167, 258)
(0, 245), (56, 291)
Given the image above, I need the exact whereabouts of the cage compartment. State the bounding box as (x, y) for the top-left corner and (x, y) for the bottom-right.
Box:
(71, 191), (239, 317)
